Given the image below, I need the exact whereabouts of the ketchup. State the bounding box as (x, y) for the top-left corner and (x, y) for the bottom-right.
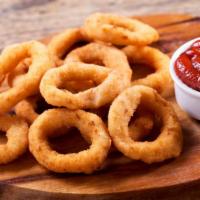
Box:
(175, 40), (200, 91)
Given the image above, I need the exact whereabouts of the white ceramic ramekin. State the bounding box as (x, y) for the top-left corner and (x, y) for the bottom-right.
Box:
(170, 37), (200, 120)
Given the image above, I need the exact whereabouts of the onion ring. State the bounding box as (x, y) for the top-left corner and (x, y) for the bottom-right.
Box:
(40, 62), (118, 109)
(0, 115), (28, 164)
(82, 13), (159, 46)
(48, 28), (88, 66)
(29, 109), (111, 173)
(108, 85), (182, 163)
(0, 41), (53, 113)
(123, 45), (173, 97)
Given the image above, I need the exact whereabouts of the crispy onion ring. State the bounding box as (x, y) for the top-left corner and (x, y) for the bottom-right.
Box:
(82, 13), (159, 46)
(40, 62), (121, 109)
(29, 109), (111, 173)
(48, 28), (88, 66)
(108, 85), (182, 163)
(0, 115), (28, 164)
(123, 45), (173, 97)
(0, 41), (53, 113)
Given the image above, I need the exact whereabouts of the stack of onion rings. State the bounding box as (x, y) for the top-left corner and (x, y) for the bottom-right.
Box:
(0, 12), (183, 173)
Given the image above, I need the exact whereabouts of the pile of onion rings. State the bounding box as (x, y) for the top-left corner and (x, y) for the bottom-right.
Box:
(0, 12), (183, 174)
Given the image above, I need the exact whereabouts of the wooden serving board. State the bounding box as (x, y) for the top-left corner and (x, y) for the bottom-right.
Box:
(1, 14), (200, 200)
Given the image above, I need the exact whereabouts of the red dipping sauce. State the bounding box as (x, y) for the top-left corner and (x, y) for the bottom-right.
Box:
(175, 40), (200, 91)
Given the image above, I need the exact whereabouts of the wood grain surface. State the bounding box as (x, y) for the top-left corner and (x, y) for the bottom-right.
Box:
(0, 13), (200, 200)
(0, 0), (200, 50)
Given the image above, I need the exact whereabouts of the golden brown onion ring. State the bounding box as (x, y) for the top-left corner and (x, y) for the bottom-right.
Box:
(108, 85), (182, 163)
(82, 13), (159, 46)
(0, 41), (53, 113)
(29, 109), (111, 173)
(40, 62), (121, 109)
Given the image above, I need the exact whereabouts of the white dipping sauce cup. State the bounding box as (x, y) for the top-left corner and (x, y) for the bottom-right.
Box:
(170, 37), (200, 120)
